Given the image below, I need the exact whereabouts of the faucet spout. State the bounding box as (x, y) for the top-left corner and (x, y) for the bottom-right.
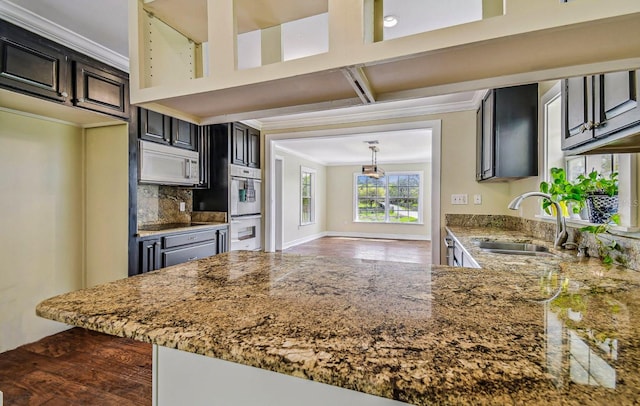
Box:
(507, 192), (568, 249)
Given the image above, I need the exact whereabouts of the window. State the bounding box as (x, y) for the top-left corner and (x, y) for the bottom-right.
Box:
(354, 172), (423, 223)
(300, 167), (315, 225)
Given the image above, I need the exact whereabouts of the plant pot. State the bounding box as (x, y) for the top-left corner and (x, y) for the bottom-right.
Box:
(586, 193), (619, 224)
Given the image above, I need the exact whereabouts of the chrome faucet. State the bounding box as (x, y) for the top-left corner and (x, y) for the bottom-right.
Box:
(507, 192), (568, 249)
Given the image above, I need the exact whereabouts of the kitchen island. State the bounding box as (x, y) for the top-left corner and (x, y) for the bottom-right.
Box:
(37, 250), (640, 405)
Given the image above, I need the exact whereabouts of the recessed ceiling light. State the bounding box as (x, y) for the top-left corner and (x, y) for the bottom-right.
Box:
(383, 15), (398, 28)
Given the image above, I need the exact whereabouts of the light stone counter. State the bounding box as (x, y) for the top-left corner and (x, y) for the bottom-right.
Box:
(37, 251), (640, 405)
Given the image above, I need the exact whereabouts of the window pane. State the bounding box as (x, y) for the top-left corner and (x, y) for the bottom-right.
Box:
(356, 173), (421, 223)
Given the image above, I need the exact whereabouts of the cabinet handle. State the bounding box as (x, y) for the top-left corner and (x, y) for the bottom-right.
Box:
(593, 120), (607, 129)
(188, 236), (197, 240)
(187, 256), (198, 261)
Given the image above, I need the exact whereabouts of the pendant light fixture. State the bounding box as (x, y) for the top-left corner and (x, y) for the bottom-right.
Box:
(362, 141), (385, 179)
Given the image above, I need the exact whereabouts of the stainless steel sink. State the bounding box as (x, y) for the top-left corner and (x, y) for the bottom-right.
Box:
(476, 241), (555, 257)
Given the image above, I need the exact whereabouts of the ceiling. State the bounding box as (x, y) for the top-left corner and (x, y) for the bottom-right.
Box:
(13, 0), (129, 57)
(276, 129), (432, 166)
(4, 0), (473, 165)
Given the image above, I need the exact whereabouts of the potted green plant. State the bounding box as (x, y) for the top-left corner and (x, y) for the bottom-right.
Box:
(575, 170), (619, 224)
(539, 167), (587, 217)
(580, 213), (625, 265)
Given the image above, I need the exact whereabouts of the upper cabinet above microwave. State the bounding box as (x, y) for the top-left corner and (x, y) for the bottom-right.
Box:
(561, 70), (640, 154)
(139, 107), (198, 151)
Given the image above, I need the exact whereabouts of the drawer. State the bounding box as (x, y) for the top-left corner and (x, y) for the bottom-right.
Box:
(163, 230), (217, 249)
(163, 242), (217, 267)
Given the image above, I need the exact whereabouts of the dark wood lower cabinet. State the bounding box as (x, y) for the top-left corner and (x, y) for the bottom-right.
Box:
(163, 242), (217, 267)
(139, 238), (161, 274)
(136, 226), (228, 275)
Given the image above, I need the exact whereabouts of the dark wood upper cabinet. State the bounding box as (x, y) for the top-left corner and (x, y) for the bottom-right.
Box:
(73, 61), (129, 119)
(138, 108), (198, 150)
(247, 126), (260, 168)
(231, 122), (260, 168)
(140, 108), (171, 144)
(232, 123), (249, 166)
(0, 21), (130, 120)
(562, 70), (640, 151)
(0, 23), (69, 102)
(476, 84), (538, 181)
(594, 71), (639, 138)
(171, 118), (198, 150)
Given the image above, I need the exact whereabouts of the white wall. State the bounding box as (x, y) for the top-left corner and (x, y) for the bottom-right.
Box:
(277, 149), (327, 247)
(85, 125), (129, 287)
(0, 110), (83, 351)
(326, 163), (432, 239)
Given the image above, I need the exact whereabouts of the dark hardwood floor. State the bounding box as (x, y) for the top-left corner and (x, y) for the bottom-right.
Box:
(284, 236), (432, 264)
(0, 237), (428, 405)
(0, 328), (151, 405)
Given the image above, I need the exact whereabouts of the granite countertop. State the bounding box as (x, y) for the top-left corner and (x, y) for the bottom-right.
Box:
(37, 250), (640, 405)
(136, 221), (228, 238)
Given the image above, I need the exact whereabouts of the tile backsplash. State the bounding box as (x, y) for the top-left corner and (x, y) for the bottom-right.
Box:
(138, 184), (192, 226)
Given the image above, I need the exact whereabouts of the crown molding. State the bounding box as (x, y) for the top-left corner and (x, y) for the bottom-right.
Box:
(0, 0), (129, 72)
(258, 92), (483, 132)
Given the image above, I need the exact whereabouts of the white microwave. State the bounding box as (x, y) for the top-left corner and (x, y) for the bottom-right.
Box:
(139, 140), (199, 186)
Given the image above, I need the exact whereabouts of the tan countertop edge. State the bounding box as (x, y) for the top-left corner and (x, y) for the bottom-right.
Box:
(136, 222), (228, 238)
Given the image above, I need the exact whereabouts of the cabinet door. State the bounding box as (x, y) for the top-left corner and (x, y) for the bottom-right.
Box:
(481, 91), (495, 179)
(247, 127), (260, 168)
(561, 76), (594, 149)
(172, 118), (198, 150)
(475, 106), (483, 181)
(73, 61), (129, 119)
(0, 27), (69, 102)
(231, 124), (248, 166)
(594, 70), (640, 139)
(140, 239), (161, 274)
(217, 228), (228, 254)
(140, 108), (171, 144)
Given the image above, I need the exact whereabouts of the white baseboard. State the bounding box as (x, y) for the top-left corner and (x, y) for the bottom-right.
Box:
(327, 231), (431, 241)
(282, 232), (329, 250)
(1, 389), (3, 406)
(282, 231), (430, 249)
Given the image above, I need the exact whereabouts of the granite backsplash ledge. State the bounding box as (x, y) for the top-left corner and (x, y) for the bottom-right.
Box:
(138, 184), (192, 226)
(446, 214), (640, 271)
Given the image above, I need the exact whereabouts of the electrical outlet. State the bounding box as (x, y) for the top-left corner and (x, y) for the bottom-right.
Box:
(179, 202), (186, 212)
(474, 194), (482, 205)
(451, 194), (468, 205)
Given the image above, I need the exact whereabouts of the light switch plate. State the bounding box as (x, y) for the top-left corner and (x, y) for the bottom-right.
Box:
(474, 194), (482, 204)
(451, 194), (468, 205)
(179, 202), (186, 212)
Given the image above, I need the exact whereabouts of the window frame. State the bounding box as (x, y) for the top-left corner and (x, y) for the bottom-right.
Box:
(300, 166), (316, 226)
(353, 171), (424, 224)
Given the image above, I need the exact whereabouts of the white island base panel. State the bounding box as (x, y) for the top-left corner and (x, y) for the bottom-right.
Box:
(153, 345), (410, 406)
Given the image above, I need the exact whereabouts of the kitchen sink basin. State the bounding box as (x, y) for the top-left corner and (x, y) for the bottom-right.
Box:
(476, 241), (555, 257)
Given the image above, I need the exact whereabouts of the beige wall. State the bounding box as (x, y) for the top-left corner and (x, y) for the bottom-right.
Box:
(0, 110), (83, 352)
(326, 163), (432, 239)
(85, 125), (129, 287)
(439, 111), (513, 221)
(277, 148), (327, 247)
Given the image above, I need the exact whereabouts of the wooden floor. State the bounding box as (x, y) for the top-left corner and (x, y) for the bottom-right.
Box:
(0, 237), (428, 405)
(0, 328), (151, 405)
(284, 236), (432, 264)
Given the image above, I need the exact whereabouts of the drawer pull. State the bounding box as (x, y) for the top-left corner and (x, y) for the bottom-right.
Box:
(187, 256), (198, 261)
